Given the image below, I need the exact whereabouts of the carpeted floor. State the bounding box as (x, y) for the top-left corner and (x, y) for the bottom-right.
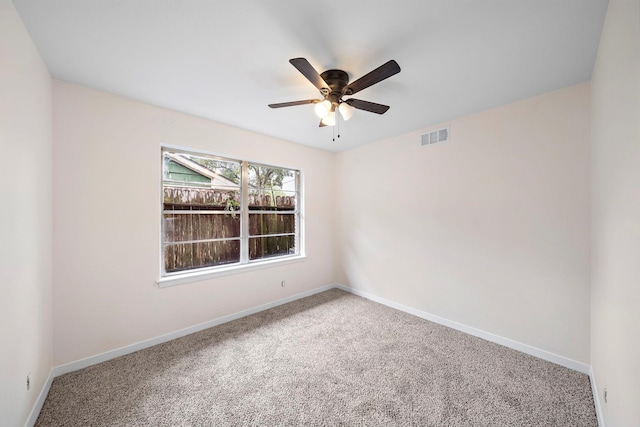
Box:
(36, 289), (597, 426)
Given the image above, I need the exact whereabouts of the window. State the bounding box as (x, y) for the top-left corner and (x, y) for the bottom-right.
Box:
(161, 147), (301, 280)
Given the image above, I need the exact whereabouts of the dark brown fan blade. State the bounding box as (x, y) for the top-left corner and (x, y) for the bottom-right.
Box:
(319, 119), (327, 127)
(345, 98), (390, 114)
(344, 60), (401, 95)
(289, 58), (329, 91)
(268, 99), (318, 108)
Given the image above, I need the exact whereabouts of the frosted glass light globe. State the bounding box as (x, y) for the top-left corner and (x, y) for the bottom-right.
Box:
(314, 100), (332, 118)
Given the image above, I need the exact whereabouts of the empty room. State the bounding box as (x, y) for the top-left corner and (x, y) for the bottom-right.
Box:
(1, 0), (638, 426)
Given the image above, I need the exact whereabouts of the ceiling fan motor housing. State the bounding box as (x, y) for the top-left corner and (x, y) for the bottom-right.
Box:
(320, 69), (350, 104)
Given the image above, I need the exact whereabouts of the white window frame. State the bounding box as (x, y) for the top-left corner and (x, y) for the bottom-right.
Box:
(157, 145), (305, 288)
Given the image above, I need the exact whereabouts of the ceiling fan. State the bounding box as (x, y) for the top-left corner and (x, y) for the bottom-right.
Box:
(268, 58), (401, 127)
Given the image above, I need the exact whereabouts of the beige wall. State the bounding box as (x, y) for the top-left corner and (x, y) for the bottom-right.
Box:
(52, 81), (336, 365)
(591, 0), (640, 425)
(336, 83), (591, 363)
(0, 0), (53, 425)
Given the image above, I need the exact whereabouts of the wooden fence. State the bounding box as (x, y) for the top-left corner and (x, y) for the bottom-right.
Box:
(163, 187), (295, 210)
(163, 186), (296, 272)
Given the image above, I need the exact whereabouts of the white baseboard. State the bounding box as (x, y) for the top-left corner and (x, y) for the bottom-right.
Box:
(335, 284), (591, 375)
(25, 370), (54, 427)
(52, 284), (335, 377)
(590, 366), (605, 427)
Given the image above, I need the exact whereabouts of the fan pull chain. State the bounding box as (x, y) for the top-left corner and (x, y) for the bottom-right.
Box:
(337, 111), (341, 139)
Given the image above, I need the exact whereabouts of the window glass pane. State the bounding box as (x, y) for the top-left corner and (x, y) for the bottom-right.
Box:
(249, 213), (295, 236)
(164, 213), (240, 242)
(164, 240), (241, 272)
(248, 164), (297, 211)
(249, 235), (296, 261)
(163, 150), (242, 273)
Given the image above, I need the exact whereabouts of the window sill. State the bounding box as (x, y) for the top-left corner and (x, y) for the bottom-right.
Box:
(157, 255), (307, 288)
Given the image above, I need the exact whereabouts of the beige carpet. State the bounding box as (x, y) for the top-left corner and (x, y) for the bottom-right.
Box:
(36, 289), (597, 426)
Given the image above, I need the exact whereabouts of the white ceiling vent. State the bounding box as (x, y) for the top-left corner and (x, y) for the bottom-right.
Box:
(420, 126), (449, 147)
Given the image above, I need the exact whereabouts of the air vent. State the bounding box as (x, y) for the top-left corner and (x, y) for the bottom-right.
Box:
(420, 126), (449, 147)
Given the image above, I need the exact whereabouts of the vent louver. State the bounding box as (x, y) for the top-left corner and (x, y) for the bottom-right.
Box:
(420, 127), (449, 147)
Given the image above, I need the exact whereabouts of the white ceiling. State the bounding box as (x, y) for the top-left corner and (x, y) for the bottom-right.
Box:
(13, 0), (607, 152)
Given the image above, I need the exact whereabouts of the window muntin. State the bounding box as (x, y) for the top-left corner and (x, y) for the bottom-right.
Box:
(161, 148), (300, 276)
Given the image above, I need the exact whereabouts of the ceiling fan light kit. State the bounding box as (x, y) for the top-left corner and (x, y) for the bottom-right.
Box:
(314, 99), (332, 118)
(321, 112), (336, 127)
(269, 57), (401, 131)
(338, 102), (355, 121)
